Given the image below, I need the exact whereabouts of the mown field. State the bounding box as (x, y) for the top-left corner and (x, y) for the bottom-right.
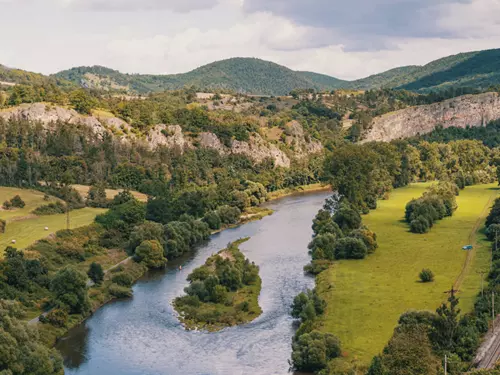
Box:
(0, 187), (105, 256)
(316, 183), (498, 367)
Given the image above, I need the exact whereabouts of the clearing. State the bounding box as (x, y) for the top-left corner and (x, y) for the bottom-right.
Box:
(0, 187), (105, 256)
(316, 183), (498, 367)
(72, 185), (148, 202)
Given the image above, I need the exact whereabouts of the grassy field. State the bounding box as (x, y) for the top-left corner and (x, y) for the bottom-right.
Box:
(316, 183), (498, 368)
(72, 185), (148, 202)
(0, 187), (105, 257)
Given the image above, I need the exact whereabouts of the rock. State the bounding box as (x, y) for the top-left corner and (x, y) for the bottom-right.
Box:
(199, 132), (226, 154)
(146, 125), (192, 150)
(363, 92), (500, 142)
(232, 134), (291, 168)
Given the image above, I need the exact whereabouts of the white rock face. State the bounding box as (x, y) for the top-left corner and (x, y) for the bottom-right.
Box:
(146, 125), (192, 150)
(232, 134), (291, 168)
(363, 92), (500, 142)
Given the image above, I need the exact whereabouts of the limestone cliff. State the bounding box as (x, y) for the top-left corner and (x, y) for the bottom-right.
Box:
(0, 103), (321, 168)
(362, 92), (500, 142)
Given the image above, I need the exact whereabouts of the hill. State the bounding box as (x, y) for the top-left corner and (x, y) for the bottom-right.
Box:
(55, 58), (344, 96)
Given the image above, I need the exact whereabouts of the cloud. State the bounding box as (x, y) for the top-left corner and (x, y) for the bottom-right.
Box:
(243, 0), (473, 50)
(60, 0), (219, 12)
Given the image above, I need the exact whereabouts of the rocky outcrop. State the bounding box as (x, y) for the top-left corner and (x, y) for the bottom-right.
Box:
(363, 92), (500, 142)
(232, 134), (291, 168)
(0, 103), (319, 168)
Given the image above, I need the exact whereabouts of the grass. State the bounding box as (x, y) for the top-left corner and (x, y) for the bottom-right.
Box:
(315, 183), (498, 368)
(0, 187), (105, 257)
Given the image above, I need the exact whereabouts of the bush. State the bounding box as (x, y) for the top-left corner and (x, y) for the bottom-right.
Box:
(87, 262), (104, 285)
(0, 219), (5, 233)
(308, 233), (337, 260)
(108, 283), (132, 298)
(44, 308), (69, 328)
(203, 211), (222, 230)
(32, 201), (66, 215)
(291, 331), (341, 372)
(10, 195), (25, 208)
(334, 237), (368, 259)
(217, 205), (241, 225)
(410, 215), (431, 234)
(135, 240), (167, 268)
(291, 289), (326, 323)
(419, 269), (434, 283)
(303, 260), (333, 275)
(2, 200), (12, 209)
(111, 272), (134, 287)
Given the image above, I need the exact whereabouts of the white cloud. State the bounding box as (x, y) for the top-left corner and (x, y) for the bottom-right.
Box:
(0, 0), (499, 81)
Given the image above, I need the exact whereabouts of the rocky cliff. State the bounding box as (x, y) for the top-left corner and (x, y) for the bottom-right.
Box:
(362, 92), (500, 142)
(0, 103), (322, 168)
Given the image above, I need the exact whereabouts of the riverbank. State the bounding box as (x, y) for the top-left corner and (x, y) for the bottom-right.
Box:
(314, 183), (498, 371)
(267, 183), (331, 201)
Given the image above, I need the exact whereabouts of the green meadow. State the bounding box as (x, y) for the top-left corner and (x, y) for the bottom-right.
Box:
(0, 187), (105, 256)
(316, 183), (498, 367)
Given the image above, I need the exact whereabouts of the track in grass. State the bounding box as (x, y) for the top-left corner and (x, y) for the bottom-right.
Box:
(316, 183), (499, 367)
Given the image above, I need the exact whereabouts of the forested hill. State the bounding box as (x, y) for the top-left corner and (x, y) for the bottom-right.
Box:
(3, 48), (500, 95)
(55, 58), (345, 96)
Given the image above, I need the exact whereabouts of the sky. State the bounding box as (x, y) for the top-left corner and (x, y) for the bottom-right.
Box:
(1, 0), (500, 80)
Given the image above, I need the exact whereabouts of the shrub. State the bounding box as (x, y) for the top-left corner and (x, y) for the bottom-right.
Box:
(32, 201), (66, 215)
(44, 308), (69, 328)
(2, 200), (12, 209)
(217, 205), (241, 225)
(111, 272), (134, 287)
(419, 269), (434, 283)
(291, 331), (341, 372)
(303, 260), (333, 275)
(135, 240), (167, 268)
(203, 211), (222, 230)
(410, 216), (430, 234)
(308, 233), (337, 260)
(10, 195), (25, 208)
(87, 262), (104, 285)
(334, 237), (368, 259)
(0, 219), (5, 233)
(108, 283), (132, 298)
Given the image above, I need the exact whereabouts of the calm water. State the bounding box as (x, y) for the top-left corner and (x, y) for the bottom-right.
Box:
(57, 192), (330, 375)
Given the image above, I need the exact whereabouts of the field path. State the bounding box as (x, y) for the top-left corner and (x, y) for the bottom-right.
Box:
(454, 191), (498, 292)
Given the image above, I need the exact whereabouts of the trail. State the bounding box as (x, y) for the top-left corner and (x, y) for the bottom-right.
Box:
(453, 191), (497, 292)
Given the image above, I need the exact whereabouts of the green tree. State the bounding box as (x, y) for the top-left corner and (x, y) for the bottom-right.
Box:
(50, 267), (89, 314)
(87, 262), (104, 285)
(135, 240), (167, 268)
(69, 89), (96, 114)
(291, 331), (341, 372)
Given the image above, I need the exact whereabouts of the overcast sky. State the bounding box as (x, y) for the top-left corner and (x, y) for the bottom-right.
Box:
(1, 0), (499, 80)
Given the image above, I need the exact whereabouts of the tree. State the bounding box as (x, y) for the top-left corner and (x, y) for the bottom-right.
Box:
(50, 267), (89, 314)
(333, 203), (362, 233)
(127, 221), (165, 254)
(69, 89), (96, 114)
(334, 237), (368, 260)
(87, 262), (104, 285)
(135, 240), (167, 268)
(291, 331), (341, 372)
(0, 300), (63, 375)
(431, 293), (461, 352)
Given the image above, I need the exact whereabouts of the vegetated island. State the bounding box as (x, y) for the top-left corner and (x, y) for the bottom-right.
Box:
(174, 238), (262, 332)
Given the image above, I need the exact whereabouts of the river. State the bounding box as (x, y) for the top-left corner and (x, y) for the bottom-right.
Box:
(57, 191), (331, 375)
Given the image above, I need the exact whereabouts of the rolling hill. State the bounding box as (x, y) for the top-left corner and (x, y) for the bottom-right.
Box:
(2, 48), (500, 96)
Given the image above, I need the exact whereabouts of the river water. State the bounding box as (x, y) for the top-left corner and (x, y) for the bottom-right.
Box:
(57, 191), (330, 375)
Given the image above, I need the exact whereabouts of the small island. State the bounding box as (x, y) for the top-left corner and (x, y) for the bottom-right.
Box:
(174, 238), (262, 331)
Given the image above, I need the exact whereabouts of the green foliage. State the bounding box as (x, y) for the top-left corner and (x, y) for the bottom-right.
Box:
(111, 272), (134, 287)
(42, 308), (69, 328)
(86, 184), (108, 208)
(303, 260), (333, 275)
(174, 240), (262, 330)
(108, 283), (132, 298)
(87, 262), (104, 285)
(291, 331), (341, 373)
(0, 219), (5, 234)
(50, 266), (89, 314)
(291, 289), (326, 323)
(164, 217), (210, 259)
(419, 269), (435, 283)
(127, 221), (165, 254)
(203, 211), (222, 230)
(32, 201), (66, 215)
(3, 195), (25, 209)
(134, 240), (167, 269)
(0, 300), (63, 374)
(69, 89), (97, 114)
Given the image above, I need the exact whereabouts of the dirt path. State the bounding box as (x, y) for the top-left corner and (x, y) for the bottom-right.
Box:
(453, 191), (497, 292)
